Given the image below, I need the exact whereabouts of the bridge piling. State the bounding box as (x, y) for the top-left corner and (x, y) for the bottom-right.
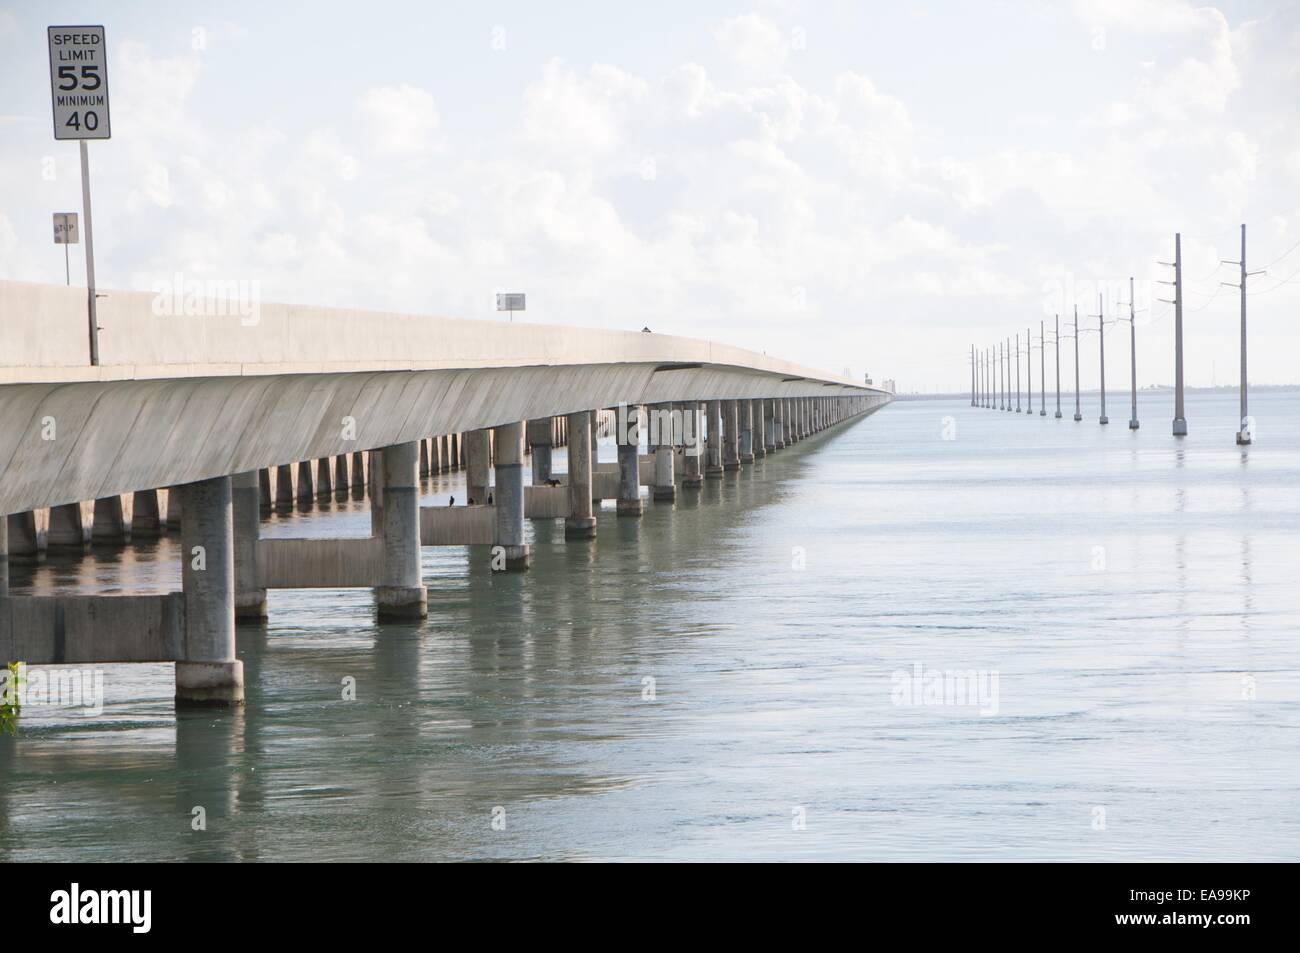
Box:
(131, 489), (163, 538)
(375, 442), (427, 619)
(492, 422), (531, 570)
(233, 470), (267, 621)
(652, 404), (677, 502)
(464, 430), (490, 505)
(565, 411), (597, 540)
(705, 401), (724, 477)
(176, 475), (244, 707)
(617, 404), (643, 517)
(528, 417), (555, 485)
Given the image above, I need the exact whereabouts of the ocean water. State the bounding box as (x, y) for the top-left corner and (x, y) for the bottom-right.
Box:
(2, 390), (1298, 861)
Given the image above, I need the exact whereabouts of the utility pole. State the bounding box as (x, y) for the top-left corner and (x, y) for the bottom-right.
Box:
(1159, 234), (1187, 436)
(1072, 305), (1082, 421)
(1039, 319), (1046, 416)
(1120, 276), (1139, 429)
(1054, 314), (1062, 418)
(1097, 294), (1108, 425)
(1004, 339), (1010, 411)
(1025, 326), (1033, 415)
(1221, 224), (1261, 445)
(1015, 333), (1022, 412)
(998, 343), (1003, 410)
(997, 343), (1002, 410)
(998, 340), (1008, 410)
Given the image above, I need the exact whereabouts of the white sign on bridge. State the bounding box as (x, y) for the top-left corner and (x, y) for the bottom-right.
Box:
(47, 25), (112, 140)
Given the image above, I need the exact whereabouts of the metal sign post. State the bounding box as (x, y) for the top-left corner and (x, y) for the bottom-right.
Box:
(47, 25), (111, 365)
(496, 292), (525, 322)
(52, 212), (79, 285)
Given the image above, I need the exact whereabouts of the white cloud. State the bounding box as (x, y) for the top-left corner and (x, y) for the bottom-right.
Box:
(715, 14), (790, 74)
(357, 85), (440, 156)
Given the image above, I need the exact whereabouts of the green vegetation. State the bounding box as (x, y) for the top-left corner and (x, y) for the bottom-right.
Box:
(0, 661), (22, 735)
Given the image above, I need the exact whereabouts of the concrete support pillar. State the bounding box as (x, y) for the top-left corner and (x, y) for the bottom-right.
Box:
(722, 400), (741, 470)
(91, 496), (127, 545)
(376, 442), (427, 619)
(705, 400), (724, 478)
(434, 437), (445, 474)
(275, 465), (294, 508)
(6, 512), (38, 562)
(316, 457), (333, 497)
(739, 400), (756, 463)
(259, 469), (273, 513)
(232, 470), (266, 620)
(334, 455), (349, 497)
(0, 516), (7, 597)
(652, 403), (676, 502)
(617, 404), (642, 517)
(165, 486), (183, 528)
(47, 503), (85, 551)
(176, 476), (243, 707)
(565, 410), (597, 540)
(451, 433), (461, 470)
(773, 399), (786, 449)
(296, 461), (314, 504)
(493, 422), (531, 570)
(464, 429), (491, 505)
(368, 450), (384, 535)
(682, 402), (704, 487)
(419, 439), (431, 477)
(350, 452), (366, 488)
(750, 399), (767, 458)
(131, 489), (162, 538)
(527, 417), (554, 485)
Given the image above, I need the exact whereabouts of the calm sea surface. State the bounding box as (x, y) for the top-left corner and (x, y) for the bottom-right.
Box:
(2, 390), (1298, 861)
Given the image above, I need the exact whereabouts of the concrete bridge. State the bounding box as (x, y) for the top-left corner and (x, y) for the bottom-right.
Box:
(0, 279), (892, 707)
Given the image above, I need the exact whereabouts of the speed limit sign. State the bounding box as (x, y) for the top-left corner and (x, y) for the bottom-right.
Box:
(47, 25), (111, 140)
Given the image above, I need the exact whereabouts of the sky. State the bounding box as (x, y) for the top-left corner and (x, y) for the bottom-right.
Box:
(2, 0), (1298, 392)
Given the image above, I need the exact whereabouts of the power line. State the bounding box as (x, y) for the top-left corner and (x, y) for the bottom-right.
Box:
(1260, 235), (1300, 272)
(1249, 261), (1300, 296)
